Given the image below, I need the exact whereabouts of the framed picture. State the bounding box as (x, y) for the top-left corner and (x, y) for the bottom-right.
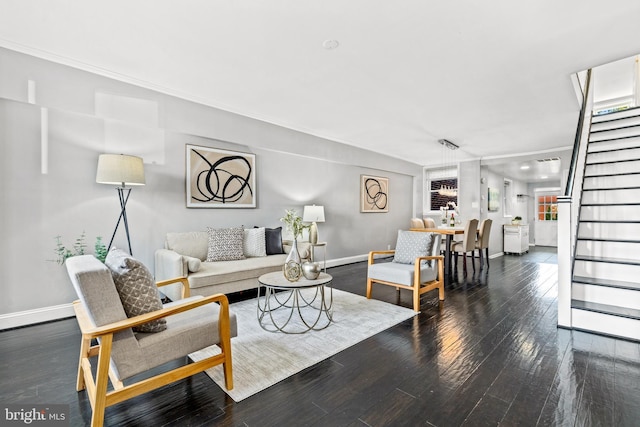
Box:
(360, 175), (389, 212)
(488, 187), (500, 212)
(186, 144), (256, 208)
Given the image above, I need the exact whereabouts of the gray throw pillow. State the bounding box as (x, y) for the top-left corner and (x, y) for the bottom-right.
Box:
(207, 226), (245, 261)
(393, 230), (435, 266)
(105, 248), (166, 333)
(262, 226), (285, 255)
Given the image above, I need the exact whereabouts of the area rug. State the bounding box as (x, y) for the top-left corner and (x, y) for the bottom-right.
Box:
(190, 288), (416, 402)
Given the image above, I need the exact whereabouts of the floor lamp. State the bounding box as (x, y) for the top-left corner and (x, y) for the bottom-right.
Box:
(96, 154), (145, 255)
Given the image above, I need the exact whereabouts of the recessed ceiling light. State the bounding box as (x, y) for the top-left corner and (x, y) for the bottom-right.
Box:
(323, 39), (340, 50)
(540, 175), (548, 179)
(520, 165), (530, 170)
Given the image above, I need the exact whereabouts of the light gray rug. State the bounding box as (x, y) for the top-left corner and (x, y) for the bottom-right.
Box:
(190, 288), (416, 402)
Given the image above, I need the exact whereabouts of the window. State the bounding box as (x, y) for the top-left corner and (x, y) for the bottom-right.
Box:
(430, 178), (458, 210)
(503, 179), (513, 217)
(537, 194), (558, 221)
(424, 167), (458, 212)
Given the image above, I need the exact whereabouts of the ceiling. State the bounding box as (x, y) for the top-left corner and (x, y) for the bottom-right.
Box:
(1, 1), (640, 182)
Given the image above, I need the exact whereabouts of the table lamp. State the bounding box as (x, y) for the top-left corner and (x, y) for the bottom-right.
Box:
(96, 154), (145, 255)
(303, 205), (325, 244)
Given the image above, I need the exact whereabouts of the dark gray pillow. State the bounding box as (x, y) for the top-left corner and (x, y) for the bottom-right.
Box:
(393, 230), (435, 267)
(262, 226), (285, 255)
(105, 248), (166, 333)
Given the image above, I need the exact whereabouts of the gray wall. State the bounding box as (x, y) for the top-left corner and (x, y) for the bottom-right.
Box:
(0, 48), (422, 318)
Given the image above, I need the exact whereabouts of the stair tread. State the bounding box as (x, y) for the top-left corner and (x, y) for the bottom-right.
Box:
(586, 158), (640, 165)
(581, 201), (640, 206)
(578, 219), (640, 223)
(573, 275), (640, 291)
(592, 106), (640, 122)
(572, 300), (640, 320)
(584, 172), (640, 178)
(590, 123), (640, 134)
(574, 254), (640, 266)
(576, 237), (640, 244)
(582, 186), (640, 191)
(589, 135), (640, 144)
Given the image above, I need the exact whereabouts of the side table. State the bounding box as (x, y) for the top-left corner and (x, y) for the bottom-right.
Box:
(310, 241), (327, 272)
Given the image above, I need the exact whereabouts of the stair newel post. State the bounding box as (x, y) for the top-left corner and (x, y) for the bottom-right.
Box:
(557, 195), (573, 328)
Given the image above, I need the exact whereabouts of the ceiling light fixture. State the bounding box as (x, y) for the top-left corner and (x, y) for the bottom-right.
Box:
(438, 138), (458, 197)
(322, 39), (340, 50)
(520, 165), (530, 170)
(438, 139), (459, 150)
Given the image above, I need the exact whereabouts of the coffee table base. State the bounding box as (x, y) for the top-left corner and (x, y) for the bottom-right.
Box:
(257, 283), (333, 334)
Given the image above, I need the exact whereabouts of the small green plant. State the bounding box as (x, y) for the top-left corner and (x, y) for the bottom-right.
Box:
(514, 216), (522, 221)
(280, 209), (310, 239)
(94, 236), (108, 263)
(52, 232), (107, 265)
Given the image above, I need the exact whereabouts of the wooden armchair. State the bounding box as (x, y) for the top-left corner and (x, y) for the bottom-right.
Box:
(367, 231), (444, 311)
(66, 255), (235, 427)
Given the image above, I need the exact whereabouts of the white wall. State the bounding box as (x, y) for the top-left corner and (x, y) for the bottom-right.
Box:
(0, 48), (422, 325)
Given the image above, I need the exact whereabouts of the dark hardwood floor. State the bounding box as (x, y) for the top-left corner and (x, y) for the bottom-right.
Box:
(2, 247), (639, 426)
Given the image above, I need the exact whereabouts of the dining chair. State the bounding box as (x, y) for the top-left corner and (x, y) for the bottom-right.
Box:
(451, 219), (479, 275)
(410, 218), (426, 229)
(423, 217), (437, 228)
(475, 218), (493, 269)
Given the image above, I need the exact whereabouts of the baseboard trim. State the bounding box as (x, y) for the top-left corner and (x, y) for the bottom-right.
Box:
(0, 303), (75, 331)
(326, 254), (369, 268)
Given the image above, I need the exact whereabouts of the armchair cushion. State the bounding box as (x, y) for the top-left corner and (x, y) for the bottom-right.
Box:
(207, 226), (245, 262)
(368, 262), (438, 287)
(105, 248), (167, 333)
(393, 230), (436, 267)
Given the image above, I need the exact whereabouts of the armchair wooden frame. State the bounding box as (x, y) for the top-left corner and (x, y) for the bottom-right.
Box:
(366, 251), (445, 311)
(73, 277), (233, 427)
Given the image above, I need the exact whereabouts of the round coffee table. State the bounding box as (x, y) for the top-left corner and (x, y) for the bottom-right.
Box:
(257, 271), (333, 334)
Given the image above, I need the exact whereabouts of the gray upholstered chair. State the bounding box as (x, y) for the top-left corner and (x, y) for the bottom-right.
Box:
(66, 255), (236, 427)
(475, 218), (493, 268)
(451, 219), (479, 274)
(410, 218), (426, 229)
(367, 230), (444, 311)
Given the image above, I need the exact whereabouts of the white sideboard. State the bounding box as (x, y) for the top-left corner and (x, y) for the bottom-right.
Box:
(504, 224), (529, 255)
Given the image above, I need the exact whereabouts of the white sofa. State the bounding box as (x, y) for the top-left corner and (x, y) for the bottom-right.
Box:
(155, 230), (310, 301)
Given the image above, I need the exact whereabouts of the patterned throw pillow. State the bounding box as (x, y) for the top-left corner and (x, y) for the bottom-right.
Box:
(207, 226), (245, 261)
(244, 227), (267, 257)
(105, 248), (166, 333)
(393, 230), (435, 266)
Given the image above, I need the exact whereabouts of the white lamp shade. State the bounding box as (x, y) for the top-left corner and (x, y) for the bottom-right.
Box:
(96, 154), (145, 186)
(303, 205), (325, 223)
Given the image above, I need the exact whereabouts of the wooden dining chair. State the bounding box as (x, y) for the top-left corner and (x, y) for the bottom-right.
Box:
(410, 218), (426, 229)
(451, 219), (479, 275)
(475, 218), (493, 269)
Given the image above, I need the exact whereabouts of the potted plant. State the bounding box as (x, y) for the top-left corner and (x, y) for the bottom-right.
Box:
(511, 216), (522, 225)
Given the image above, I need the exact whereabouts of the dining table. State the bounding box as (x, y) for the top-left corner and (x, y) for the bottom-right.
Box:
(410, 226), (465, 283)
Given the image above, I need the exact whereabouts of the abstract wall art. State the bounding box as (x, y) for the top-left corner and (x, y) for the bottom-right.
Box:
(186, 144), (256, 208)
(360, 174), (389, 212)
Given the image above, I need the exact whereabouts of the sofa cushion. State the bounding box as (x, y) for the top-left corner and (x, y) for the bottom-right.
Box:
(244, 227), (267, 257)
(393, 230), (435, 267)
(207, 227), (245, 262)
(105, 248), (167, 333)
(166, 231), (208, 261)
(263, 226), (285, 255)
(188, 254), (288, 288)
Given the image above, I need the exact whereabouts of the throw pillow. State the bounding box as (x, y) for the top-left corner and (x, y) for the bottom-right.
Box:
(183, 255), (201, 272)
(393, 230), (435, 266)
(104, 248), (167, 333)
(262, 226), (285, 255)
(244, 227), (267, 257)
(207, 226), (245, 261)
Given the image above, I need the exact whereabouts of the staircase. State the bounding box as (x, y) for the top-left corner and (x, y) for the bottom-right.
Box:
(571, 107), (640, 341)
